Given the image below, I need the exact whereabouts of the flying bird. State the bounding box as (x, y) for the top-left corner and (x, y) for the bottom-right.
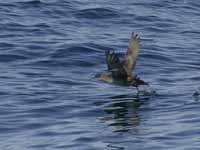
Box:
(96, 32), (148, 89)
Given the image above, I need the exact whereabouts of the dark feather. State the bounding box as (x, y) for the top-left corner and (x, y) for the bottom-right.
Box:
(105, 50), (127, 80)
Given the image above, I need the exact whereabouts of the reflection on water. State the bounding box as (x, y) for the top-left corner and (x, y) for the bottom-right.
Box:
(100, 95), (151, 133)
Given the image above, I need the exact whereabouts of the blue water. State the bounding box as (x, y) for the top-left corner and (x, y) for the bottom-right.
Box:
(1, 0), (200, 149)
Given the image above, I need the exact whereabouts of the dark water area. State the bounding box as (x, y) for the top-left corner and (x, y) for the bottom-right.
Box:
(1, 0), (200, 149)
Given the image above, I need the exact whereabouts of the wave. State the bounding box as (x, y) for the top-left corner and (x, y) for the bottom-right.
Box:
(74, 7), (120, 19)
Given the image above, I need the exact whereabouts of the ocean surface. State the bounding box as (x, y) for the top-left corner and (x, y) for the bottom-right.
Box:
(1, 0), (200, 149)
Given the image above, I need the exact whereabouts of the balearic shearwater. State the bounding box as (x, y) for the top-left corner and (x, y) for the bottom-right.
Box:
(96, 32), (148, 90)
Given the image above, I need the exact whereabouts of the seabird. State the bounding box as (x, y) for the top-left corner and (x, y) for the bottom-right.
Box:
(96, 32), (148, 89)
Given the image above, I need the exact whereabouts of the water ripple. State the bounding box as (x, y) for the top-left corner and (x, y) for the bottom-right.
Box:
(0, 0), (200, 150)
(74, 7), (120, 19)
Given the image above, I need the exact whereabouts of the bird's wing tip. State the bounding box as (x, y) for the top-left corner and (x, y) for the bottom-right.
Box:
(131, 32), (140, 41)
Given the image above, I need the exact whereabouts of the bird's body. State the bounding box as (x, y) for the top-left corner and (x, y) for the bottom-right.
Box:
(96, 32), (148, 87)
(95, 71), (146, 86)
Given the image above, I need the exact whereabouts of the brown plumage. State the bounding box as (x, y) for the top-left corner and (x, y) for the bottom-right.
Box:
(96, 32), (148, 87)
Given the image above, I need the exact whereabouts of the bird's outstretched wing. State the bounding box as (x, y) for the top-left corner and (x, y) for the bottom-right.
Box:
(105, 50), (127, 80)
(123, 32), (141, 78)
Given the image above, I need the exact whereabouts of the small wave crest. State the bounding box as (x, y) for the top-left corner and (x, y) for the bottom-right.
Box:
(74, 7), (120, 19)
